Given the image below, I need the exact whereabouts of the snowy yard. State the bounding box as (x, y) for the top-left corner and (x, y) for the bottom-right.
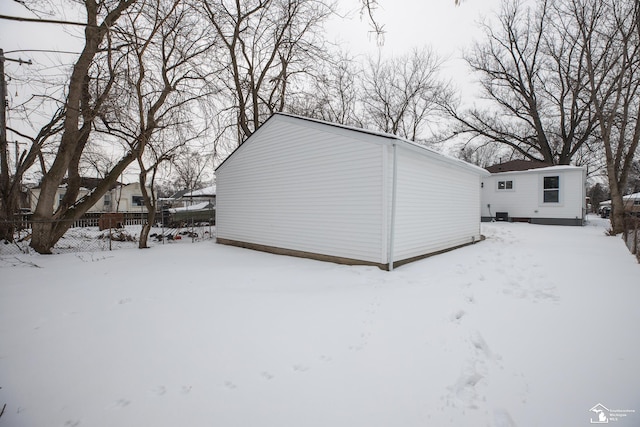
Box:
(1, 215), (638, 427)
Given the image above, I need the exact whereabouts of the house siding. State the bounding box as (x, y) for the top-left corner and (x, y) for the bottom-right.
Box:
(393, 147), (481, 261)
(216, 116), (387, 264)
(481, 167), (585, 224)
(216, 113), (488, 268)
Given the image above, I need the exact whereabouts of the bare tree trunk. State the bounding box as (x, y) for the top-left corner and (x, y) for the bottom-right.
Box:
(608, 179), (626, 234)
(30, 0), (136, 254)
(138, 169), (155, 249)
(139, 215), (154, 249)
(575, 0), (640, 234)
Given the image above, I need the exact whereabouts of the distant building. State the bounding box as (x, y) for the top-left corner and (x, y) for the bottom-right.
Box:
(481, 161), (587, 225)
(599, 192), (640, 216)
(28, 178), (154, 213)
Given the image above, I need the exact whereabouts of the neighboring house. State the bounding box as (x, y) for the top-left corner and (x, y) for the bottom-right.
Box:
(178, 185), (216, 208)
(29, 177), (116, 213)
(599, 192), (640, 216)
(215, 113), (489, 270)
(481, 161), (587, 225)
(112, 182), (153, 213)
(28, 179), (153, 213)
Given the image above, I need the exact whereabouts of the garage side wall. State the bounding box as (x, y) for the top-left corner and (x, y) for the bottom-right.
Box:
(392, 147), (482, 262)
(216, 118), (387, 264)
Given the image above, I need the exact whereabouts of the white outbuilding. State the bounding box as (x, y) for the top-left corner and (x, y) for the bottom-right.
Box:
(481, 160), (587, 225)
(215, 113), (489, 270)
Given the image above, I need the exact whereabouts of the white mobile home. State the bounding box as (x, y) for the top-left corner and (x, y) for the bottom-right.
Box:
(215, 113), (489, 270)
(481, 162), (587, 225)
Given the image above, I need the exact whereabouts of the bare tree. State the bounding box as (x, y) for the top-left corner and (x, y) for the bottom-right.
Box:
(288, 51), (363, 127)
(626, 160), (640, 195)
(359, 0), (385, 44)
(571, 0), (640, 233)
(361, 48), (453, 142)
(449, 0), (599, 166)
(1, 0), (136, 244)
(170, 146), (213, 192)
(5, 0), (138, 253)
(201, 0), (333, 144)
(97, 0), (214, 248)
(9, 0), (213, 253)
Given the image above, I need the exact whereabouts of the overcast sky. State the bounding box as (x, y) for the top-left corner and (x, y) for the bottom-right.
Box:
(0, 0), (506, 182)
(1, 0), (504, 95)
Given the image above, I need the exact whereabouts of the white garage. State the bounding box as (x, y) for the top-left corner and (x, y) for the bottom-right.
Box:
(215, 113), (489, 270)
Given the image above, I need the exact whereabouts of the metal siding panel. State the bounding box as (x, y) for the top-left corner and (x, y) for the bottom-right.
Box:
(393, 148), (481, 261)
(216, 118), (385, 263)
(480, 169), (584, 220)
(481, 174), (537, 218)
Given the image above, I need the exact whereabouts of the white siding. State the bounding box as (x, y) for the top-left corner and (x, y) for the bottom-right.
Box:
(481, 167), (585, 220)
(393, 147), (481, 261)
(216, 116), (388, 264)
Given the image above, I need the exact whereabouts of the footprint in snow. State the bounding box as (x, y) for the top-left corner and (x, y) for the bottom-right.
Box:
(115, 399), (130, 408)
(261, 371), (274, 380)
(223, 381), (237, 390)
(451, 310), (466, 324)
(152, 385), (166, 396)
(451, 367), (484, 409)
(493, 409), (517, 427)
(292, 364), (310, 373)
(470, 331), (493, 360)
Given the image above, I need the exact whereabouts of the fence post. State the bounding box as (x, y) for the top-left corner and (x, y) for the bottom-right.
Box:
(634, 219), (638, 255)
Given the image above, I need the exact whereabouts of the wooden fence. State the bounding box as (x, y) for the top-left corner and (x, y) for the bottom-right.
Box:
(14, 212), (150, 230)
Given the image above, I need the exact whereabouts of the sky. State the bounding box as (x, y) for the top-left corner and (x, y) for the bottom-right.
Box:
(325, 0), (503, 98)
(0, 0), (505, 181)
(1, 0), (504, 108)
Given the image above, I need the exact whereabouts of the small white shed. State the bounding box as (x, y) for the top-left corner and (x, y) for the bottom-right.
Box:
(215, 113), (489, 270)
(481, 162), (587, 225)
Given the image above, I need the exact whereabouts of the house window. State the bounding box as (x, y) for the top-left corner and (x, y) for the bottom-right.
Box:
(132, 195), (144, 206)
(543, 176), (560, 203)
(104, 194), (111, 206)
(498, 180), (513, 190)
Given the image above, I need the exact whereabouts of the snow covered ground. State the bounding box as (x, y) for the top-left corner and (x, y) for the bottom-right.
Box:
(1, 215), (638, 427)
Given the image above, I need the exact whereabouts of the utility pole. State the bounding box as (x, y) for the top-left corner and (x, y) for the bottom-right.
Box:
(1, 49), (9, 201)
(0, 48), (31, 215)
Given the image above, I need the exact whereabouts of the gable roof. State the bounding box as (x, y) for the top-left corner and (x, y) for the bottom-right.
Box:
(486, 160), (553, 173)
(182, 185), (216, 198)
(216, 113), (489, 176)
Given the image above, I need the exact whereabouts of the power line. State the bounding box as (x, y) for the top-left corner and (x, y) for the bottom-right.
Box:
(0, 13), (87, 27)
(6, 49), (81, 56)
